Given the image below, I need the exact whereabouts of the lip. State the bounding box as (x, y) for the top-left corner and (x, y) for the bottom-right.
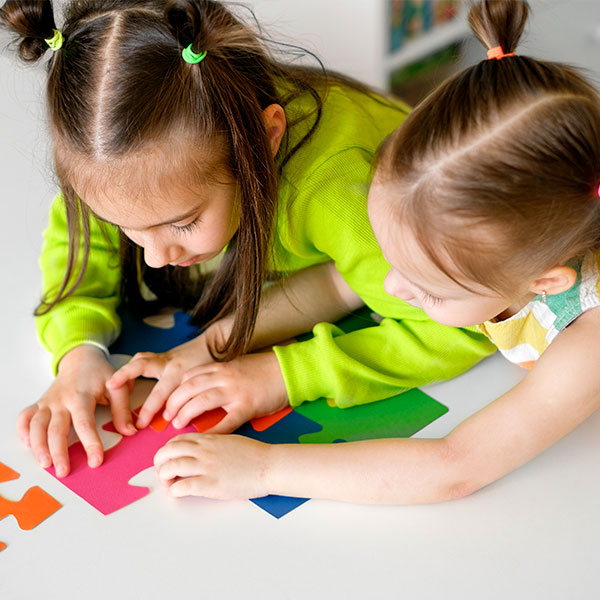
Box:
(175, 256), (201, 267)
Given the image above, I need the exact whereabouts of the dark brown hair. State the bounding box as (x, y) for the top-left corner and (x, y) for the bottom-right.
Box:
(378, 0), (600, 295)
(1, 0), (386, 359)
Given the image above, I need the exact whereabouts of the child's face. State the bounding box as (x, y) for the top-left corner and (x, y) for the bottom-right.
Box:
(76, 166), (240, 269)
(367, 174), (516, 327)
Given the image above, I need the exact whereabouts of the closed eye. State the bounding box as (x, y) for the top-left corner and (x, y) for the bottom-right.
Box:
(170, 218), (201, 235)
(421, 291), (445, 306)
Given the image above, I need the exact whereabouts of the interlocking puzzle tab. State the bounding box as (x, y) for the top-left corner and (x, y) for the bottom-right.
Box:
(0, 461), (62, 552)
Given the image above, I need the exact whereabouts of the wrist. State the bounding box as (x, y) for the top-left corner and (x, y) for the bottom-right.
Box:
(264, 351), (290, 411)
(261, 441), (278, 496)
(57, 344), (108, 374)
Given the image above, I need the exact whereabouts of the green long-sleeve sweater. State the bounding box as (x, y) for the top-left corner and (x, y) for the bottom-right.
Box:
(37, 84), (495, 405)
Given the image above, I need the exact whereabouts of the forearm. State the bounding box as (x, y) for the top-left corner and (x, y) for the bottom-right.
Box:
(263, 437), (461, 505)
(37, 194), (122, 373)
(274, 318), (495, 407)
(215, 262), (363, 352)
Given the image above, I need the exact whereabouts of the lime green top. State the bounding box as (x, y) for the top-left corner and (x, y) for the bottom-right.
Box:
(36, 84), (495, 405)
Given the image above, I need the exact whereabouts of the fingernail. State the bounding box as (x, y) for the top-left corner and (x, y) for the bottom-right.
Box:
(56, 465), (67, 478)
(172, 418), (181, 429)
(38, 454), (51, 468)
(127, 424), (137, 434)
(162, 410), (171, 421)
(89, 456), (101, 468)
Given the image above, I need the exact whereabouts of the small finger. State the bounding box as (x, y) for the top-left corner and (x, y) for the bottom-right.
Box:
(153, 437), (201, 468)
(168, 476), (206, 498)
(137, 375), (180, 428)
(157, 456), (203, 482)
(70, 404), (104, 469)
(29, 408), (52, 468)
(16, 405), (37, 447)
(47, 411), (72, 478)
(170, 389), (227, 429)
(106, 360), (148, 389)
(106, 384), (136, 436)
(163, 374), (217, 423)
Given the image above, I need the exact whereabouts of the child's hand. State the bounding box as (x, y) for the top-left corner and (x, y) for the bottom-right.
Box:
(154, 433), (270, 500)
(16, 345), (136, 477)
(106, 325), (222, 429)
(161, 351), (289, 434)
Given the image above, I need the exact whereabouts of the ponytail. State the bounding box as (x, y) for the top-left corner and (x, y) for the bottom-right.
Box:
(468, 0), (528, 56)
(0, 0), (58, 61)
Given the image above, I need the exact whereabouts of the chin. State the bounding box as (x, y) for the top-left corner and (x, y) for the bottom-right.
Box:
(426, 313), (476, 328)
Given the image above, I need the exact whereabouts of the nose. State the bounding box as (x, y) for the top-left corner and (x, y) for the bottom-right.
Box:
(383, 269), (415, 301)
(142, 235), (183, 269)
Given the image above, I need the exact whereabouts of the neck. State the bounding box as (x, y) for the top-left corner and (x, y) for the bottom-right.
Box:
(494, 291), (537, 322)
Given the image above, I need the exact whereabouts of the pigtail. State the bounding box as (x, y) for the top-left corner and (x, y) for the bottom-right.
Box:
(468, 0), (529, 55)
(165, 0), (204, 47)
(0, 0), (58, 62)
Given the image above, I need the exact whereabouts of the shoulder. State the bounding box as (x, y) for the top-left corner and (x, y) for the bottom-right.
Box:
(281, 84), (410, 186)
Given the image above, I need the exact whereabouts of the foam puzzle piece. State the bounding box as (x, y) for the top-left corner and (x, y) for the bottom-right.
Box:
(0, 461), (62, 551)
(0, 486), (63, 530)
(109, 308), (199, 356)
(250, 407), (293, 432)
(0, 462), (20, 483)
(46, 415), (199, 515)
(134, 406), (227, 434)
(295, 388), (448, 444)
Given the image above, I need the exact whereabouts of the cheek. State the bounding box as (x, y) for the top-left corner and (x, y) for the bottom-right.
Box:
(120, 228), (143, 247)
(383, 270), (415, 300)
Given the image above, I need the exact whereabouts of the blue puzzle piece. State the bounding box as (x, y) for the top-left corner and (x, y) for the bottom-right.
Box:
(235, 411), (322, 518)
(110, 309), (199, 355)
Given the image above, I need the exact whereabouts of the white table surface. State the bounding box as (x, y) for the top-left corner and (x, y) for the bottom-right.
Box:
(2, 29), (600, 600)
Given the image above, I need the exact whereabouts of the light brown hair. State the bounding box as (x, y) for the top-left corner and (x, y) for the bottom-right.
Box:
(378, 0), (600, 295)
(1, 0), (389, 359)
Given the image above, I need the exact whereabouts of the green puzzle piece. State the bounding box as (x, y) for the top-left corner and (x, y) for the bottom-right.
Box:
(295, 388), (448, 444)
(294, 306), (448, 443)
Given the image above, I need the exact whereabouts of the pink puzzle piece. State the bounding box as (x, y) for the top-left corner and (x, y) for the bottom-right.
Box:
(46, 415), (198, 515)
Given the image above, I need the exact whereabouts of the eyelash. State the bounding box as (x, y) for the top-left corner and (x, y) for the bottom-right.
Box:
(422, 291), (445, 306)
(170, 218), (201, 235)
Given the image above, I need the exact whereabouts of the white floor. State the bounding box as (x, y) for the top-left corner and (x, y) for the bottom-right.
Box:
(2, 17), (600, 600)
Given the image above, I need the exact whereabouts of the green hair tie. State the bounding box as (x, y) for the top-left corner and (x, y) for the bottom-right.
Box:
(44, 29), (64, 51)
(182, 44), (207, 64)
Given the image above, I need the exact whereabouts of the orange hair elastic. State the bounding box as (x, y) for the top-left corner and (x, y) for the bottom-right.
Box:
(487, 46), (516, 60)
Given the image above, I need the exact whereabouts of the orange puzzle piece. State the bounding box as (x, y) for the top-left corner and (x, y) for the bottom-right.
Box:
(0, 461), (62, 551)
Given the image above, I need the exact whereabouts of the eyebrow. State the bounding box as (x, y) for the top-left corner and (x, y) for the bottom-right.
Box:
(89, 204), (203, 230)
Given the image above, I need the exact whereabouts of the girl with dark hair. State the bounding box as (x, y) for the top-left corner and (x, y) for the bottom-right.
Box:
(149, 0), (600, 505)
(1, 0), (495, 480)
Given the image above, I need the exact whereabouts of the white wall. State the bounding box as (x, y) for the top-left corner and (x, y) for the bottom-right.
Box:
(241, 1), (600, 88)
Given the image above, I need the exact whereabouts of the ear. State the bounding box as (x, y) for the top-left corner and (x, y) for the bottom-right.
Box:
(262, 104), (287, 157)
(529, 265), (577, 297)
